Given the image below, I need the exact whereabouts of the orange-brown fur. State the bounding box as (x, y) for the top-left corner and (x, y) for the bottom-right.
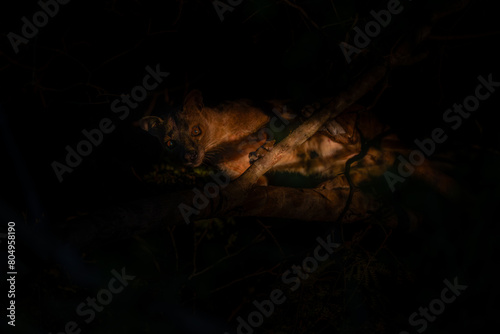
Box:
(140, 91), (455, 192)
(140, 91), (375, 181)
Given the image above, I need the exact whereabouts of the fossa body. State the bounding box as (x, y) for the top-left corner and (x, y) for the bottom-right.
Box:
(140, 90), (398, 184)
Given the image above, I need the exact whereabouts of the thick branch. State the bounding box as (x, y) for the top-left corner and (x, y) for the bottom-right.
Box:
(232, 176), (381, 223)
(225, 64), (388, 201)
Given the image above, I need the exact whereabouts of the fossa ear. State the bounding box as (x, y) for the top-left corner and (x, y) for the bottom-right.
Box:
(139, 116), (163, 132)
(183, 90), (204, 113)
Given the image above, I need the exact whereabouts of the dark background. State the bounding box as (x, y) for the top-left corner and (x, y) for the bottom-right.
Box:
(1, 0), (500, 333)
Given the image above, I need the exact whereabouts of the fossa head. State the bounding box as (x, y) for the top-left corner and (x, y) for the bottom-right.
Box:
(140, 90), (215, 167)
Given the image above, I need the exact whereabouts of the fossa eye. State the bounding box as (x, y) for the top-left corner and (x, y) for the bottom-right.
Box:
(191, 126), (201, 136)
(166, 140), (175, 148)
